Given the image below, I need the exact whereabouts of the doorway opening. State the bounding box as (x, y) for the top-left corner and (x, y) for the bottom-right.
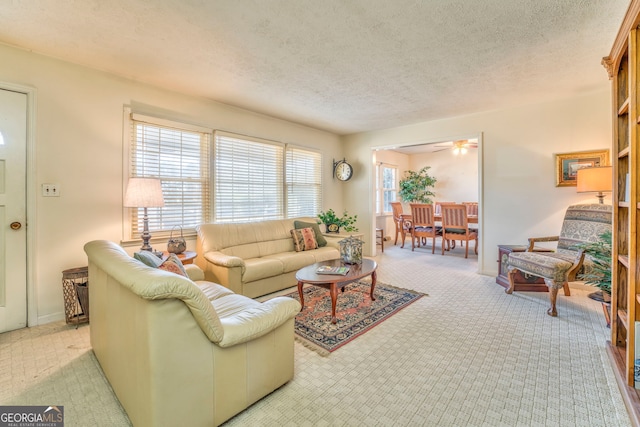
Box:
(371, 135), (483, 266)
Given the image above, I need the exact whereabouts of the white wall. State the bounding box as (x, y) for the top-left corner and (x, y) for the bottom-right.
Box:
(0, 44), (346, 325)
(410, 149), (478, 204)
(343, 87), (612, 275)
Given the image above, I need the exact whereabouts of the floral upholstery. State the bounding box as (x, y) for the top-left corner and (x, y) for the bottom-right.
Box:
(507, 252), (575, 288)
(507, 204), (612, 290)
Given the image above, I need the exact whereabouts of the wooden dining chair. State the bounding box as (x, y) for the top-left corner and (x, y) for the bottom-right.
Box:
(408, 203), (439, 253)
(434, 202), (455, 217)
(441, 204), (478, 258)
(462, 202), (478, 216)
(390, 202), (411, 247)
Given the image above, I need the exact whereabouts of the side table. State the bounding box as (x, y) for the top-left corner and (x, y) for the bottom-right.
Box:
(496, 245), (553, 292)
(162, 250), (197, 265)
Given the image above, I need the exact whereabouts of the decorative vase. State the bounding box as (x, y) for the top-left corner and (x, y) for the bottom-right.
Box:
(339, 236), (364, 264)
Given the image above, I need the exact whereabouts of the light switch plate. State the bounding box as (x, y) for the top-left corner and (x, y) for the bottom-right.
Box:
(42, 183), (60, 197)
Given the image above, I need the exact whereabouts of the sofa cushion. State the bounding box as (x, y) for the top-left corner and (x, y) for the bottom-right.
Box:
(290, 227), (318, 252)
(158, 253), (188, 277)
(243, 257), (284, 282)
(134, 250), (163, 268)
(508, 252), (575, 285)
(294, 220), (327, 247)
(310, 246), (343, 263)
(264, 251), (316, 273)
(197, 282), (236, 301)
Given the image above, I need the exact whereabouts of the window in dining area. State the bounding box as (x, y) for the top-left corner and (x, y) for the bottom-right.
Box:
(376, 164), (397, 215)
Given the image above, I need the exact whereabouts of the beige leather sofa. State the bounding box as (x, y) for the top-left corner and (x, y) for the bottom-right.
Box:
(84, 240), (301, 427)
(196, 217), (341, 298)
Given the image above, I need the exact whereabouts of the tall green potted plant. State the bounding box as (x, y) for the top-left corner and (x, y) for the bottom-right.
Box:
(398, 166), (437, 203)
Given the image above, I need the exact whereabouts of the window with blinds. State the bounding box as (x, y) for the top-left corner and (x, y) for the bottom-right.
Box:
(214, 132), (284, 222)
(287, 147), (322, 217)
(129, 116), (211, 237)
(214, 131), (322, 223)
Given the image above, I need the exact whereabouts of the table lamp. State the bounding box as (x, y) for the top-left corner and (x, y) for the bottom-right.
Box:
(124, 177), (165, 251)
(576, 166), (612, 204)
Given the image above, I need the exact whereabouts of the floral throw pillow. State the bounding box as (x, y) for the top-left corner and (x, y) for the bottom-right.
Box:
(158, 253), (188, 277)
(290, 227), (318, 252)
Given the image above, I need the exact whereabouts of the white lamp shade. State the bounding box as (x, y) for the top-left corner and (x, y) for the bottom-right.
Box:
(124, 178), (165, 208)
(576, 166), (612, 193)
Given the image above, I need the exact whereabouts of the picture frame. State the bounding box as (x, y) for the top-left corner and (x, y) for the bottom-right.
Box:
(555, 149), (610, 187)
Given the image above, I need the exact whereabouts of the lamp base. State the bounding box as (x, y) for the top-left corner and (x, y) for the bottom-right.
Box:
(596, 192), (606, 204)
(140, 207), (154, 251)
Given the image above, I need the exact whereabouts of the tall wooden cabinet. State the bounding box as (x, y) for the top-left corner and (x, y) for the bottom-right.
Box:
(603, 1), (640, 424)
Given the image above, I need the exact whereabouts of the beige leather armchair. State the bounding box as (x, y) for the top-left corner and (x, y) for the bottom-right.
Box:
(84, 240), (301, 427)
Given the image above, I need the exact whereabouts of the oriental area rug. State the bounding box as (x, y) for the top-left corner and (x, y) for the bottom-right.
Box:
(285, 281), (426, 356)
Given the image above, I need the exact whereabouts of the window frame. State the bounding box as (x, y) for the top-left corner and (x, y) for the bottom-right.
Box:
(213, 130), (323, 223)
(376, 163), (398, 215)
(123, 108), (212, 242)
(123, 110), (325, 245)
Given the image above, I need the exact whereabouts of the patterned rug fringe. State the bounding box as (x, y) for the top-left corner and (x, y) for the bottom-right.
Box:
(294, 336), (331, 357)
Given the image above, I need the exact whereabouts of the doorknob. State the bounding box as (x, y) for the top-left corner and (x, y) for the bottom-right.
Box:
(10, 222), (21, 230)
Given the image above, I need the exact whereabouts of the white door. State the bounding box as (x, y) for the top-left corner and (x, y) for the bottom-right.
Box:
(0, 88), (27, 332)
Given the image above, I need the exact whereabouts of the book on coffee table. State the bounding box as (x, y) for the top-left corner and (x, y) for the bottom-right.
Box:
(316, 265), (350, 275)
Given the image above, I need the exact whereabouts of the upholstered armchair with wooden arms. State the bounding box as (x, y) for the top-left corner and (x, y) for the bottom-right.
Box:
(506, 204), (612, 317)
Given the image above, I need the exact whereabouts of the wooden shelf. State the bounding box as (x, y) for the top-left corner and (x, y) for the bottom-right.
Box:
(620, 146), (631, 158)
(620, 309), (630, 330)
(606, 4), (640, 423)
(620, 97), (630, 115)
(607, 342), (640, 426)
(620, 255), (630, 268)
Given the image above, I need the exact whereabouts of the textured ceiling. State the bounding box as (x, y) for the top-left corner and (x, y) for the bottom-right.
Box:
(0, 0), (630, 135)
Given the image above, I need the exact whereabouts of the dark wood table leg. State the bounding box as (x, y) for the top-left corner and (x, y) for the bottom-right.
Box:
(297, 281), (305, 310)
(370, 270), (377, 301)
(330, 282), (338, 324)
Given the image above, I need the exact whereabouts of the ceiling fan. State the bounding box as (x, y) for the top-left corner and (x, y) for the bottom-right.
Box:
(433, 139), (478, 155)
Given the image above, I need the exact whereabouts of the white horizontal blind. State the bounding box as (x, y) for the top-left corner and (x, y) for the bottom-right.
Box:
(286, 147), (322, 217)
(214, 131), (284, 222)
(130, 119), (211, 236)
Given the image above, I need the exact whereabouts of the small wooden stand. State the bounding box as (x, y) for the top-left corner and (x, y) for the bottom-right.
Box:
(495, 245), (553, 292)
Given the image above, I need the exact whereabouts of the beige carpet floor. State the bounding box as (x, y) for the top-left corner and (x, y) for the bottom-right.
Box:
(0, 241), (631, 426)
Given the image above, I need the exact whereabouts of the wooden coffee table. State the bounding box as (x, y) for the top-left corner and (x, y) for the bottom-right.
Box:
(296, 259), (378, 324)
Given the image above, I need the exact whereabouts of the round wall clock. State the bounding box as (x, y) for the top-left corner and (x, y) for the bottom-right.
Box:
(334, 159), (353, 181)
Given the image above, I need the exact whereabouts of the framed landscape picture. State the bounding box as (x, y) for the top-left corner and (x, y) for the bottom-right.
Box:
(555, 149), (610, 187)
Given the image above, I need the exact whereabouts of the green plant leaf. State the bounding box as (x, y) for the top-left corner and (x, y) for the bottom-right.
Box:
(398, 166), (437, 203)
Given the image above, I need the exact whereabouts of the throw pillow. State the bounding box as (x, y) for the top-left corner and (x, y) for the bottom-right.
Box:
(134, 251), (163, 268)
(290, 227), (319, 252)
(158, 253), (188, 277)
(293, 220), (327, 247)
